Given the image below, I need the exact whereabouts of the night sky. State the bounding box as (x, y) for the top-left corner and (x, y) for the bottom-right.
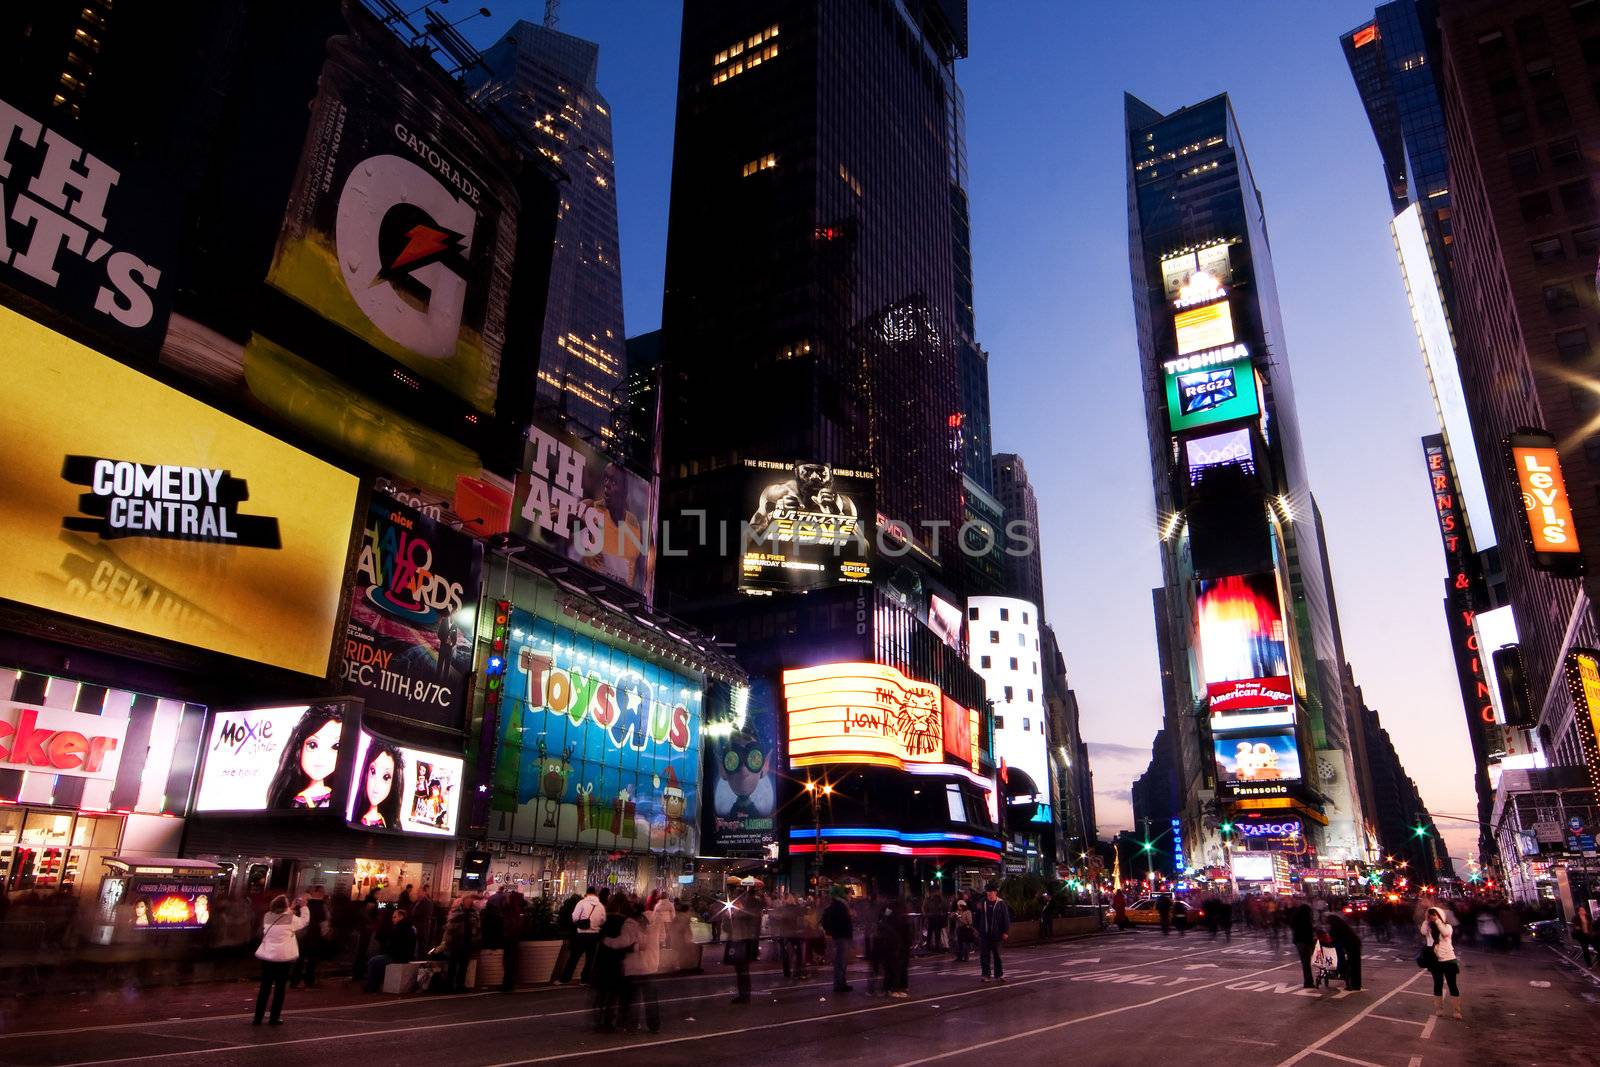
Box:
(468, 1), (1482, 868)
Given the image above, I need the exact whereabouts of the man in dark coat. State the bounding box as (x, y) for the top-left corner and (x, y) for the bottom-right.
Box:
(1288, 900), (1317, 988)
(821, 886), (854, 992)
(972, 882), (1012, 982)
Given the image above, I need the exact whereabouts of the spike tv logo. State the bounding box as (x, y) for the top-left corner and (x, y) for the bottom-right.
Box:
(61, 456), (281, 549)
(334, 147), (476, 361)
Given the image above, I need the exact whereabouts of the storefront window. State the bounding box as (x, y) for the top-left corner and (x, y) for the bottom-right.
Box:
(2, 809), (123, 897)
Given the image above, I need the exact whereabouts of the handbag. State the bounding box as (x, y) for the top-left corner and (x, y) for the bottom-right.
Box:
(1415, 945), (1437, 969)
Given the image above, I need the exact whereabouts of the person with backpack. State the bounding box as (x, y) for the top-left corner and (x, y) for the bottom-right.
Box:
(1421, 906), (1462, 1019)
(877, 899), (913, 998)
(592, 898), (633, 1032)
(972, 883), (1011, 982)
(289, 884), (328, 989)
(252, 895), (309, 1026)
(557, 886), (607, 985)
(1288, 899), (1316, 988)
(607, 898), (662, 1033)
(441, 893), (481, 993)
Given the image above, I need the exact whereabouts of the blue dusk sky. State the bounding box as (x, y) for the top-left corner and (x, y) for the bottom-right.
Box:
(469, 2), (1482, 866)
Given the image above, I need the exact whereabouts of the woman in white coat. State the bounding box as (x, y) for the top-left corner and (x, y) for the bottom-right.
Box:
(254, 894), (310, 1025)
(1421, 906), (1461, 1019)
(606, 900), (662, 1033)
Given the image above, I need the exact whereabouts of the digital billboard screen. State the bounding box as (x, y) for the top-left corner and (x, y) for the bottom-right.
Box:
(0, 306), (359, 677)
(1196, 573), (1291, 711)
(345, 727), (464, 836)
(1508, 431), (1582, 570)
(1214, 732), (1301, 787)
(1185, 428), (1254, 485)
(512, 420), (657, 599)
(1164, 345), (1258, 433)
(928, 594), (965, 651)
(194, 703), (358, 813)
(1160, 243), (1232, 301)
(497, 611), (701, 855)
(341, 495), (483, 729)
(1174, 301), (1235, 355)
(263, 10), (518, 414)
(784, 663), (945, 770)
(739, 461), (873, 593)
(129, 879), (215, 931)
(704, 679), (779, 857)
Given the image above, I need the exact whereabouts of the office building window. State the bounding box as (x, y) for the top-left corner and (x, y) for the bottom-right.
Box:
(1538, 94), (1571, 125)
(969, 606), (980, 620)
(1551, 137), (1583, 168)
(990, 631), (1000, 644)
(980, 655), (991, 669)
(1023, 718), (1030, 732)
(999, 608), (1009, 621)
(741, 153), (777, 177)
(1508, 147), (1541, 180)
(1498, 105), (1529, 135)
(1026, 689), (1034, 702)
(994, 715), (1004, 730)
(1521, 191), (1555, 223)
(1531, 235), (1566, 263)
(1545, 283), (1579, 312)
(1561, 179), (1595, 215)
(1017, 633), (1026, 646)
(1009, 657), (1018, 670)
(1004, 686), (1014, 701)
(1574, 224), (1600, 257)
(1556, 327), (1590, 362)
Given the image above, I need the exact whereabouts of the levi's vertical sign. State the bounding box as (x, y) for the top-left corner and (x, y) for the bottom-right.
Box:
(1508, 430), (1582, 572)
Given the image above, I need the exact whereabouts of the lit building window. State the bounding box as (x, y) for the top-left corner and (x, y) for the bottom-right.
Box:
(741, 153), (777, 177)
(713, 28), (778, 86)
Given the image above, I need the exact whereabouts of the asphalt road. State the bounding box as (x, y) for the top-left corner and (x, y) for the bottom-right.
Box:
(3, 930), (1597, 1067)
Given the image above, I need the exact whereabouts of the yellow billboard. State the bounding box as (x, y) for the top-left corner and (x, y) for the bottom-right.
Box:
(1175, 301), (1235, 356)
(0, 306), (359, 676)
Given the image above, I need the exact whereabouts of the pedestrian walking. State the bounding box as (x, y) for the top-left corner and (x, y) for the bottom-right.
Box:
(252, 894), (309, 1026)
(442, 893), (480, 992)
(953, 899), (975, 962)
(500, 890), (526, 991)
(724, 887), (764, 1004)
(926, 890), (948, 952)
(878, 899), (913, 998)
(557, 886), (607, 985)
(1288, 900), (1316, 988)
(973, 882), (1012, 982)
(350, 888), (380, 980)
(1421, 906), (1462, 1019)
(290, 884), (328, 989)
(822, 885), (855, 992)
(411, 887), (436, 951)
(1112, 888), (1129, 930)
(1157, 894), (1172, 936)
(592, 899), (631, 1032)
(1575, 904), (1595, 967)
(607, 899), (662, 1033)
(1328, 912), (1362, 992)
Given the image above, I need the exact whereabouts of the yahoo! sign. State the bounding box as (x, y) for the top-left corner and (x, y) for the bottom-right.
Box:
(1238, 818), (1301, 839)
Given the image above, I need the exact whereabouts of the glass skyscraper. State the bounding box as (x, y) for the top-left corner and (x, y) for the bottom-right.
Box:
(1126, 93), (1368, 868)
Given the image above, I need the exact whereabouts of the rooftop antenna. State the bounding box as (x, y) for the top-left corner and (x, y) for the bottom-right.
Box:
(544, 0), (559, 28)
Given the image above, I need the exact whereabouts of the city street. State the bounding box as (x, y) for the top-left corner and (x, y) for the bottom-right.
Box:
(2, 931), (1595, 1067)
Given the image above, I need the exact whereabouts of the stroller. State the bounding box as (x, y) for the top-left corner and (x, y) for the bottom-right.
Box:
(1310, 930), (1340, 988)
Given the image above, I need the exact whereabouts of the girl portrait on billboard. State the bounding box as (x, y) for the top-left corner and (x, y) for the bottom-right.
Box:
(266, 704), (346, 810)
(355, 735), (404, 829)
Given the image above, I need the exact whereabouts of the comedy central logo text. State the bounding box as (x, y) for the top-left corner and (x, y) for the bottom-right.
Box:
(61, 455), (282, 548)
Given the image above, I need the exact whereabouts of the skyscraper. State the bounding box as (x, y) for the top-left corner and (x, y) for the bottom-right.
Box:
(659, 0), (978, 584)
(1437, 0), (1600, 887)
(1126, 92), (1368, 870)
(472, 20), (627, 449)
(992, 453), (1046, 615)
(657, 1), (1004, 892)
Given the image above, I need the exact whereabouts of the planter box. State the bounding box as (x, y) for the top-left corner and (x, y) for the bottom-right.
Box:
(474, 949), (504, 989)
(1008, 920), (1040, 944)
(518, 940), (563, 985)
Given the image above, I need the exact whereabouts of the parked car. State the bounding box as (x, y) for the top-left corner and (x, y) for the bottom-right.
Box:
(1527, 918), (1567, 944)
(1106, 896), (1198, 927)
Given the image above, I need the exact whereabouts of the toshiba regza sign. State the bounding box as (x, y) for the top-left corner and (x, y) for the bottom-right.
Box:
(1164, 344), (1259, 433)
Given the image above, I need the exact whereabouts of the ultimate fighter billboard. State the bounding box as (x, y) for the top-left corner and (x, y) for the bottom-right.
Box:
(739, 460), (873, 592)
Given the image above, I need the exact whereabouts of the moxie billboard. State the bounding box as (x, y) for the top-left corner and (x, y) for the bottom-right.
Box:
(0, 307), (358, 676)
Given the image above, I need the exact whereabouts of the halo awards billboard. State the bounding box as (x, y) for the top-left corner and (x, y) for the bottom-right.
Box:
(1507, 430), (1583, 573)
(740, 460), (874, 593)
(493, 611), (701, 855)
(0, 306), (358, 676)
(262, 14), (517, 415)
(1163, 344), (1258, 433)
(341, 495), (483, 730)
(511, 420), (656, 599)
(0, 95), (172, 350)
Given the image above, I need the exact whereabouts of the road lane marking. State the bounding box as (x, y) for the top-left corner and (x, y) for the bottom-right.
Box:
(1272, 969), (1427, 1067)
(1419, 1014), (1436, 1039)
(1367, 1013), (1424, 1027)
(886, 959), (1298, 1066)
(1307, 1051), (1386, 1067)
(37, 943), (1235, 1067)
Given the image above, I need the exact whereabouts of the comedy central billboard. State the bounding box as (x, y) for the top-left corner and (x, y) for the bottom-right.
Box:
(261, 12), (517, 415)
(739, 460), (874, 592)
(1164, 344), (1259, 434)
(0, 307), (358, 676)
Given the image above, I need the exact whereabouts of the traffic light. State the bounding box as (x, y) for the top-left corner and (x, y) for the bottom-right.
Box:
(1220, 821), (1234, 834)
